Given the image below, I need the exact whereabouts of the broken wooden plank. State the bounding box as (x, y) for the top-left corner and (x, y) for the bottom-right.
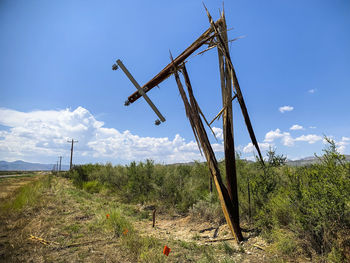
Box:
(209, 94), (237, 125)
(219, 14), (243, 240)
(174, 63), (242, 243)
(204, 5), (264, 165)
(125, 18), (223, 105)
(205, 238), (235, 243)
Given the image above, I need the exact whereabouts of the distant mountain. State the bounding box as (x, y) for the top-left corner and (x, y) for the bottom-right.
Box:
(1, 155), (349, 171)
(287, 155), (350, 167)
(0, 160), (69, 171)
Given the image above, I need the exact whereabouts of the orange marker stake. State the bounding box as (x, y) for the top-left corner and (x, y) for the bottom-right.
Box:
(163, 245), (171, 256)
(123, 229), (128, 235)
(106, 214), (110, 219)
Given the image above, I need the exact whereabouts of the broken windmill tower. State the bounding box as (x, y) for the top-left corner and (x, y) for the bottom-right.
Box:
(113, 8), (264, 243)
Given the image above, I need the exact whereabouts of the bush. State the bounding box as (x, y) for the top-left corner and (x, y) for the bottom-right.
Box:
(82, 180), (101, 194)
(257, 139), (350, 261)
(66, 139), (349, 262)
(190, 194), (224, 224)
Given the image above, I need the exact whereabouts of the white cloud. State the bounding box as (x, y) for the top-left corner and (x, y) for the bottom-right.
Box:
(245, 156), (256, 161)
(264, 129), (323, 147)
(308, 89), (316, 94)
(295, 134), (322, 144)
(290, 124), (304, 130)
(264, 129), (294, 146)
(309, 126), (317, 129)
(212, 127), (223, 140)
(279, 106), (294, 113)
(0, 107), (225, 164)
(321, 136), (350, 153)
(264, 129), (283, 142)
(243, 142), (271, 153)
(336, 137), (350, 154)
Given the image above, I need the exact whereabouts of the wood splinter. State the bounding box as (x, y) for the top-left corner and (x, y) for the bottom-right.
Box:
(152, 209), (156, 228)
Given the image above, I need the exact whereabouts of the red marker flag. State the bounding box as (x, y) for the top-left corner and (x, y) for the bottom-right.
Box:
(163, 245), (171, 256)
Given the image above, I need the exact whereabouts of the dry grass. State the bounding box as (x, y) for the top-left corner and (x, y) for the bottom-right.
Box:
(0, 176), (275, 262)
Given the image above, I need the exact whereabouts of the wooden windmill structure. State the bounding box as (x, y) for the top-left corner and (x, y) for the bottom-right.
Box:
(113, 7), (264, 243)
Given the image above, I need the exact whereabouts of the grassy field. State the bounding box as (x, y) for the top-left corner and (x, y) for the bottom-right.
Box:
(1, 141), (348, 262)
(0, 175), (273, 262)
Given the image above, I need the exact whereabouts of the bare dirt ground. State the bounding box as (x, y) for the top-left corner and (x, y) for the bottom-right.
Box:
(139, 214), (272, 262)
(0, 176), (276, 262)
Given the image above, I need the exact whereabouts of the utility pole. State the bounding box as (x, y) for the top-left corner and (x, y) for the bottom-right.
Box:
(117, 7), (265, 243)
(58, 156), (62, 173)
(67, 139), (78, 170)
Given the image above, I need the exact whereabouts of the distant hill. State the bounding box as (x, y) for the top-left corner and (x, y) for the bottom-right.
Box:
(287, 155), (350, 167)
(0, 160), (69, 171)
(1, 155), (349, 171)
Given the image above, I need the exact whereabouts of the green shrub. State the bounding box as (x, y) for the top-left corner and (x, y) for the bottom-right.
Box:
(82, 180), (101, 194)
(95, 208), (133, 237)
(271, 229), (299, 256)
(65, 139), (349, 262)
(257, 139), (350, 261)
(190, 193), (224, 224)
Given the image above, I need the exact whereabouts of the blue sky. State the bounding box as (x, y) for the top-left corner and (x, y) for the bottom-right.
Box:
(0, 0), (349, 165)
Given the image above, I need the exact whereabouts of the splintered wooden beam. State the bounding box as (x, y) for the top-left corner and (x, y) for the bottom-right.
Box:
(204, 6), (265, 165)
(217, 12), (243, 241)
(173, 62), (242, 243)
(125, 18), (223, 105)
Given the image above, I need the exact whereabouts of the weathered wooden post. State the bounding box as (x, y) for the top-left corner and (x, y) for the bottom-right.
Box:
(215, 10), (243, 240)
(172, 61), (242, 242)
(59, 156), (62, 173)
(67, 139), (78, 170)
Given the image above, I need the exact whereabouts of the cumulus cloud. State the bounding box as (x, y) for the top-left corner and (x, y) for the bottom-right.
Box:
(335, 137), (350, 154)
(279, 106), (294, 113)
(308, 89), (316, 94)
(264, 129), (294, 146)
(290, 124), (304, 130)
(294, 134), (322, 144)
(264, 128), (322, 146)
(243, 142), (271, 153)
(0, 107), (224, 164)
(212, 127), (223, 140)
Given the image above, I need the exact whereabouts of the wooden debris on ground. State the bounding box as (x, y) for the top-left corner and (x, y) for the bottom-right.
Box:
(28, 235), (59, 246)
